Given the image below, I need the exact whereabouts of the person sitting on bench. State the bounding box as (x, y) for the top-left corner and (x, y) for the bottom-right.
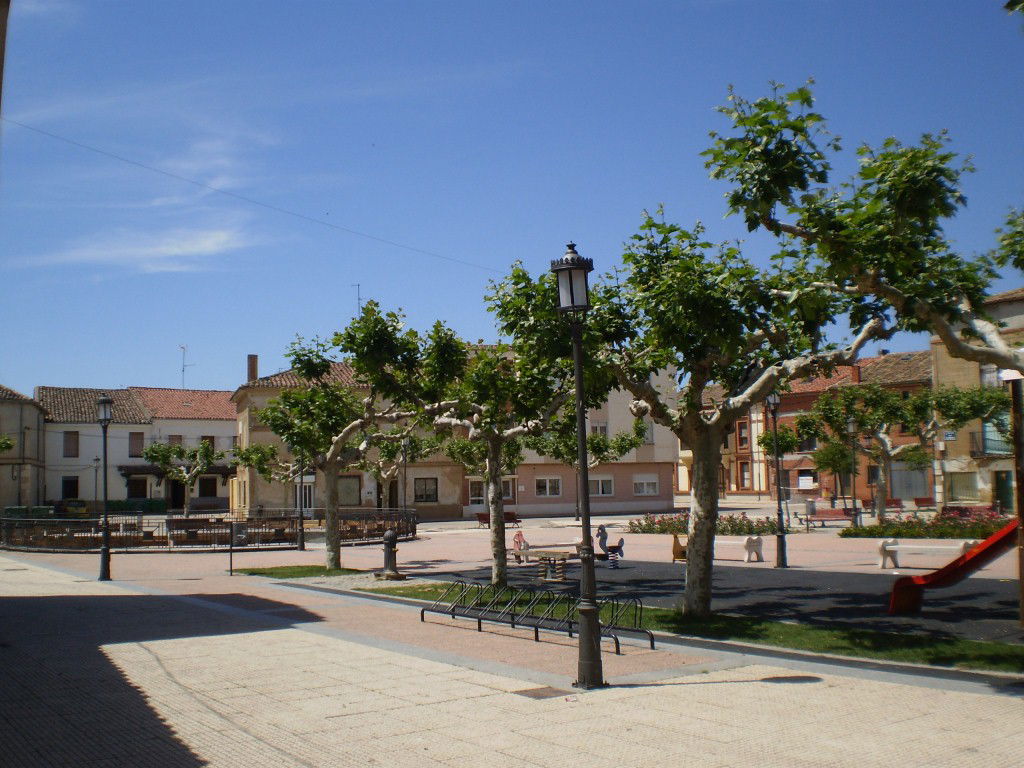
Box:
(595, 525), (624, 568)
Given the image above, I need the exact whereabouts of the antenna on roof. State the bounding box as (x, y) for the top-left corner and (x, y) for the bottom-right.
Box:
(179, 345), (196, 388)
(352, 283), (362, 314)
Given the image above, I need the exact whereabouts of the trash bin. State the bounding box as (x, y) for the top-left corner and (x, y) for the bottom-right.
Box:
(804, 499), (816, 518)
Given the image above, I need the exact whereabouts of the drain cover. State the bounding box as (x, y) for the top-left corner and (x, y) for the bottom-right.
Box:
(513, 686), (570, 699)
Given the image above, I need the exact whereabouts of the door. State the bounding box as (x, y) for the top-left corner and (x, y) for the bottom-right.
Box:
(994, 470), (1014, 513)
(170, 480), (185, 510)
(387, 480), (398, 509)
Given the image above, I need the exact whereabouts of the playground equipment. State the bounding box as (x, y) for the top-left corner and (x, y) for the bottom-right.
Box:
(888, 519), (1019, 614)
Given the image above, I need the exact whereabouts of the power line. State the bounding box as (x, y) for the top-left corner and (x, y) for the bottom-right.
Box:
(1, 116), (501, 274)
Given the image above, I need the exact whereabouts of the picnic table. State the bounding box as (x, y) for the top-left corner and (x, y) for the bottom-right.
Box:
(529, 549), (578, 582)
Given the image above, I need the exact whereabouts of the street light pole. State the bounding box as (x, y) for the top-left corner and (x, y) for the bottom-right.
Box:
(296, 460), (306, 551)
(765, 393), (787, 568)
(551, 243), (604, 690)
(92, 457), (100, 514)
(848, 417), (859, 528)
(97, 394), (113, 581)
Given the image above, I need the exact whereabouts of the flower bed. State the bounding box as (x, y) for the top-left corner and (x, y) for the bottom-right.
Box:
(627, 511), (780, 536)
(839, 505), (1011, 539)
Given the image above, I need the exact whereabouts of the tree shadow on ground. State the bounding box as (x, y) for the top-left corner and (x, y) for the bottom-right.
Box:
(0, 592), (322, 767)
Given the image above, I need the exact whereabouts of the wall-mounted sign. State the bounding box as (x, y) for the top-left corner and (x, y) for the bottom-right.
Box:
(943, 431), (957, 441)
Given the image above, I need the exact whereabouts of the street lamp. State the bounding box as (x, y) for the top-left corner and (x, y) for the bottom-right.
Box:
(765, 392), (788, 568)
(92, 456), (100, 514)
(296, 458), (306, 552)
(551, 242), (604, 690)
(847, 416), (859, 528)
(96, 394), (113, 581)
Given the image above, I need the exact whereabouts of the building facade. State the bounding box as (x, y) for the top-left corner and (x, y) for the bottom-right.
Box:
(931, 287), (1024, 510)
(0, 385), (46, 509)
(34, 386), (236, 511)
(232, 355), (678, 521)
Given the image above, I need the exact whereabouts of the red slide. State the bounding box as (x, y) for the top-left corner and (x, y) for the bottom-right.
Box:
(888, 519), (1020, 615)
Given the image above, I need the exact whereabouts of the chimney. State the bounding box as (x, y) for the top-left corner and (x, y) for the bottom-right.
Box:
(247, 354), (258, 383)
(850, 364), (861, 384)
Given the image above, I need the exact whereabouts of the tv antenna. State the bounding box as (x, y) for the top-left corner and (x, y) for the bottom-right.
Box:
(352, 283), (362, 313)
(179, 345), (196, 388)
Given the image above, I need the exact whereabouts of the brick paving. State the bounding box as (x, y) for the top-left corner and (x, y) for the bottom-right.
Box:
(2, 549), (1023, 767)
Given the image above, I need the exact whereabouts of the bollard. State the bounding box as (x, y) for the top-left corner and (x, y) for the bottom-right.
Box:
(375, 528), (406, 581)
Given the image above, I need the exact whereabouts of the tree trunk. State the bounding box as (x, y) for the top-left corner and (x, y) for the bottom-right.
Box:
(683, 427), (722, 618)
(486, 437), (507, 587)
(324, 462), (341, 569)
(875, 454), (892, 524)
(182, 480), (191, 518)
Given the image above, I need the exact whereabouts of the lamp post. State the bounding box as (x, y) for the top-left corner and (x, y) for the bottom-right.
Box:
(296, 459), (306, 552)
(97, 394), (113, 581)
(551, 242), (604, 690)
(92, 456), (100, 514)
(765, 393), (788, 568)
(847, 416), (859, 528)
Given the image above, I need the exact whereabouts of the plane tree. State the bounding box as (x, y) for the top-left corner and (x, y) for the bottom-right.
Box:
(796, 383), (1010, 518)
(703, 81), (1024, 375)
(143, 439), (226, 517)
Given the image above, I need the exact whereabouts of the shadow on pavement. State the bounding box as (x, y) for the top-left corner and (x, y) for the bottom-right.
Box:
(0, 593), (322, 768)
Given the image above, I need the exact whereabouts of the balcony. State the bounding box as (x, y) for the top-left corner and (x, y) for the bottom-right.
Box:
(969, 431), (1012, 457)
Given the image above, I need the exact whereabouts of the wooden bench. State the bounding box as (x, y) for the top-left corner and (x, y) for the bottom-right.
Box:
(878, 538), (980, 568)
(804, 509), (853, 528)
(476, 510), (522, 528)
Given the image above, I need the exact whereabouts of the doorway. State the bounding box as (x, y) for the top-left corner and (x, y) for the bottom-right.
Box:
(994, 470), (1014, 513)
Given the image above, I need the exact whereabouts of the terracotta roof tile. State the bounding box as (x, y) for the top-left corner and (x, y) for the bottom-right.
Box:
(35, 387), (150, 424)
(241, 361), (362, 390)
(860, 351), (931, 385)
(0, 384), (36, 403)
(984, 286), (1024, 305)
(130, 387), (236, 421)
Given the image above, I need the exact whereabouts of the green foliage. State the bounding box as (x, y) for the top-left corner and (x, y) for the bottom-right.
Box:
(702, 81), (1014, 333)
(839, 511), (1011, 540)
(810, 439), (855, 477)
(142, 439), (225, 486)
(0, 435), (13, 453)
(757, 423), (800, 455)
(444, 436), (522, 474)
(232, 443), (281, 482)
(524, 412), (646, 469)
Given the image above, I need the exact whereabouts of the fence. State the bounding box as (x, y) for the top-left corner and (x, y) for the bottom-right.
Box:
(0, 507), (417, 552)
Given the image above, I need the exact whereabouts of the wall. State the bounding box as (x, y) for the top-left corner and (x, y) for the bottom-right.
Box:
(0, 400), (46, 508)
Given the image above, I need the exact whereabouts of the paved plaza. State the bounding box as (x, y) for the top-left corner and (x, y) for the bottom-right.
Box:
(2, 512), (1023, 768)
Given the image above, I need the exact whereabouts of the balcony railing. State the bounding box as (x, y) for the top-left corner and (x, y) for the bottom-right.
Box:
(969, 431), (1012, 457)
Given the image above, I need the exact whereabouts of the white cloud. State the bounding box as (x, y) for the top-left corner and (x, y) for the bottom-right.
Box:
(18, 225), (253, 273)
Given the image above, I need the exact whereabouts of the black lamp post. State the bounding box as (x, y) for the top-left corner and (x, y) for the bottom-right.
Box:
(848, 416), (859, 528)
(551, 242), (604, 690)
(97, 394), (113, 581)
(296, 459), (306, 552)
(765, 392), (788, 568)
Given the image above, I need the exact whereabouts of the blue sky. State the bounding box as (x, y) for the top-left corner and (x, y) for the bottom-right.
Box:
(1, 1), (1022, 396)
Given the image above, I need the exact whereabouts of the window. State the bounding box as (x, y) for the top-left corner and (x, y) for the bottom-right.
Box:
(588, 477), (614, 496)
(739, 461), (751, 489)
(797, 434), (817, 453)
(232, 435), (238, 448)
(469, 480), (514, 504)
(643, 420), (656, 444)
(589, 421), (608, 437)
(737, 422), (749, 449)
(633, 473), (659, 496)
(168, 434), (183, 446)
(414, 477), (438, 503)
(126, 477), (147, 499)
(128, 432), (144, 458)
(867, 465), (879, 485)
(294, 476), (315, 509)
(201, 435), (215, 448)
(198, 477), (218, 497)
(796, 469), (818, 490)
(61, 476), (79, 499)
(981, 364), (1001, 388)
(63, 431), (79, 458)
(946, 472), (979, 501)
(535, 477), (561, 497)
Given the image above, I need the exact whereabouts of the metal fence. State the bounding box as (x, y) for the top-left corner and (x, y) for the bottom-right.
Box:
(0, 507), (417, 552)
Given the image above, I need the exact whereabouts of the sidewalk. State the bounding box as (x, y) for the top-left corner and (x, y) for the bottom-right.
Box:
(2, 550), (1022, 767)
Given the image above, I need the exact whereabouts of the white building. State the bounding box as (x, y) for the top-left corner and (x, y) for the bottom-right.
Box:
(34, 386), (237, 512)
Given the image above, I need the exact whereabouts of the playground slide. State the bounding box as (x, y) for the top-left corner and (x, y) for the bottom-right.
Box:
(888, 519), (1019, 615)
